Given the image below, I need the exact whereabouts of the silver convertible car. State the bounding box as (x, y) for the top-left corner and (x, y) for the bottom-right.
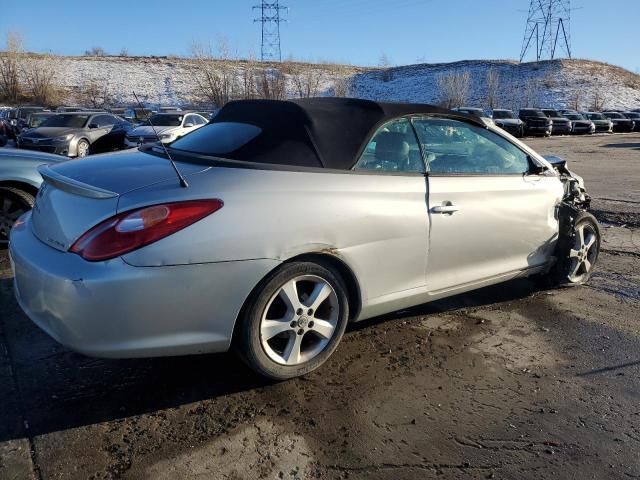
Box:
(9, 98), (600, 380)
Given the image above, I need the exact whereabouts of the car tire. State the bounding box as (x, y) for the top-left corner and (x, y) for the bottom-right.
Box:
(0, 187), (35, 246)
(77, 139), (90, 158)
(542, 211), (600, 287)
(236, 261), (349, 380)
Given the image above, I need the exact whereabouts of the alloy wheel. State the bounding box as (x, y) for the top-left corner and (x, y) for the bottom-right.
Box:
(567, 223), (598, 283)
(260, 275), (339, 366)
(77, 141), (89, 158)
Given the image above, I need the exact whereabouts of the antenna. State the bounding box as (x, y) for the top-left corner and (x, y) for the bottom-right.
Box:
(520, 0), (572, 62)
(253, 1), (288, 62)
(132, 91), (188, 188)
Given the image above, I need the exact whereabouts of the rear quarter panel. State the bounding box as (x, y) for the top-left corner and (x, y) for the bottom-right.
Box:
(119, 166), (430, 303)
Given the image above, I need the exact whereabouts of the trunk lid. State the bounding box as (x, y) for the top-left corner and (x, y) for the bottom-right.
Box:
(30, 149), (208, 252)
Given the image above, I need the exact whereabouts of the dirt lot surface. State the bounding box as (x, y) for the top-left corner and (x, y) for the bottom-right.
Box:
(1, 134), (639, 480)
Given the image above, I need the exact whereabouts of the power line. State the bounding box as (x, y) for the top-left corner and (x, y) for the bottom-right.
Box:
(253, 1), (288, 62)
(520, 0), (572, 62)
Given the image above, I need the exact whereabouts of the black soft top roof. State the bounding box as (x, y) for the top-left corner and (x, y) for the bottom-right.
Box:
(212, 97), (482, 170)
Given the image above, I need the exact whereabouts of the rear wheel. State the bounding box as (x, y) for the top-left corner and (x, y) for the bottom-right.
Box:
(236, 262), (349, 380)
(0, 187), (34, 246)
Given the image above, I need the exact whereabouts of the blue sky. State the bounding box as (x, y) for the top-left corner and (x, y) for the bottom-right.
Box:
(1, 0), (638, 72)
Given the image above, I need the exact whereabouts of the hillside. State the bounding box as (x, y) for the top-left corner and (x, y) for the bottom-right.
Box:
(6, 55), (640, 110)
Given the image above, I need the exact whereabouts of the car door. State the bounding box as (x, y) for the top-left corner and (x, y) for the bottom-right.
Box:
(412, 116), (562, 294)
(350, 117), (430, 302)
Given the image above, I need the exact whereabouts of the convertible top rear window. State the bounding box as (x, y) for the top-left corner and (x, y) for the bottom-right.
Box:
(171, 122), (263, 156)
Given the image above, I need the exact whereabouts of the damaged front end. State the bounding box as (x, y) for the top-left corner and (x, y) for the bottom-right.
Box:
(544, 155), (591, 212)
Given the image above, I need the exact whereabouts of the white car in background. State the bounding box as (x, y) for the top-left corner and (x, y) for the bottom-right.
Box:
(124, 112), (208, 148)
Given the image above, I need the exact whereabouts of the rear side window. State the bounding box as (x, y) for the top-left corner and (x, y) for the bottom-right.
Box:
(354, 118), (425, 173)
(171, 122), (262, 155)
(412, 117), (529, 175)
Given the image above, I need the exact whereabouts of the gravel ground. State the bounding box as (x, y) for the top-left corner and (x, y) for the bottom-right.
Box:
(1, 133), (639, 480)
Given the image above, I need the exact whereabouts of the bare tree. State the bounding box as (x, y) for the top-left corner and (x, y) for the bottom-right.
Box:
(190, 40), (237, 107)
(485, 68), (501, 110)
(237, 54), (259, 100)
(23, 53), (64, 105)
(521, 77), (541, 108)
(84, 46), (107, 57)
(590, 85), (606, 111)
(568, 88), (583, 111)
(255, 68), (286, 100)
(119, 48), (129, 57)
(435, 70), (471, 109)
(332, 76), (353, 97)
(80, 77), (112, 108)
(0, 31), (24, 103)
(288, 64), (324, 98)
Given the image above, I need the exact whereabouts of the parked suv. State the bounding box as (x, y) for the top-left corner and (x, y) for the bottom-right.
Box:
(7, 106), (46, 138)
(562, 112), (595, 135)
(491, 109), (525, 137)
(602, 112), (635, 132)
(583, 112), (614, 133)
(18, 112), (131, 157)
(518, 109), (553, 136)
(541, 109), (572, 135)
(622, 112), (640, 132)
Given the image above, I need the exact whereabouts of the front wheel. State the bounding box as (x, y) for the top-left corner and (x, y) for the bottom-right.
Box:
(76, 139), (90, 158)
(236, 262), (349, 380)
(545, 211), (600, 286)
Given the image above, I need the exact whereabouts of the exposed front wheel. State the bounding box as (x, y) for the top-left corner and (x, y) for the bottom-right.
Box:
(0, 187), (34, 246)
(236, 262), (349, 380)
(545, 211), (600, 286)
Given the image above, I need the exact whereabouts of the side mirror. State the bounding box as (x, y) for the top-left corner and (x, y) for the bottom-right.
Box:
(184, 122), (194, 128)
(88, 123), (99, 129)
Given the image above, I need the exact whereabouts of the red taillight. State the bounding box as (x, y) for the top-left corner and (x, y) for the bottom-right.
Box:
(70, 199), (223, 261)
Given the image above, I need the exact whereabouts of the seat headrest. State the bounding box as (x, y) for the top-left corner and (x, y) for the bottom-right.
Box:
(375, 132), (410, 163)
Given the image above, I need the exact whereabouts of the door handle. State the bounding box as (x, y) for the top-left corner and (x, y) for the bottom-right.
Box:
(431, 204), (459, 214)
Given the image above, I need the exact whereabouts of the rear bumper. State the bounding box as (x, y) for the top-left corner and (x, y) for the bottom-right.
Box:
(10, 213), (279, 358)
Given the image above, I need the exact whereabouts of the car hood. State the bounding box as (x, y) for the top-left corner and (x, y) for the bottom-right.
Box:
(0, 147), (63, 164)
(129, 125), (177, 136)
(22, 127), (80, 138)
(494, 118), (522, 125)
(44, 149), (209, 195)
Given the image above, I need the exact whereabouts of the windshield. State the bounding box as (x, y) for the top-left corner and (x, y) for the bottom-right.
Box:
(565, 114), (584, 120)
(520, 109), (546, 118)
(29, 114), (52, 127)
(147, 114), (183, 127)
(604, 112), (623, 119)
(542, 110), (563, 117)
(40, 114), (89, 128)
(624, 113), (640, 119)
(492, 111), (515, 119)
(586, 113), (605, 120)
(19, 107), (44, 119)
(170, 122), (262, 156)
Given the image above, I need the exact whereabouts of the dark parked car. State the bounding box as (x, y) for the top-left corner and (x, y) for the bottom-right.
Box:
(7, 106), (46, 138)
(583, 112), (614, 133)
(18, 112), (132, 158)
(562, 112), (595, 135)
(518, 109), (553, 136)
(621, 112), (640, 132)
(602, 112), (635, 132)
(541, 109), (572, 135)
(491, 109), (525, 137)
